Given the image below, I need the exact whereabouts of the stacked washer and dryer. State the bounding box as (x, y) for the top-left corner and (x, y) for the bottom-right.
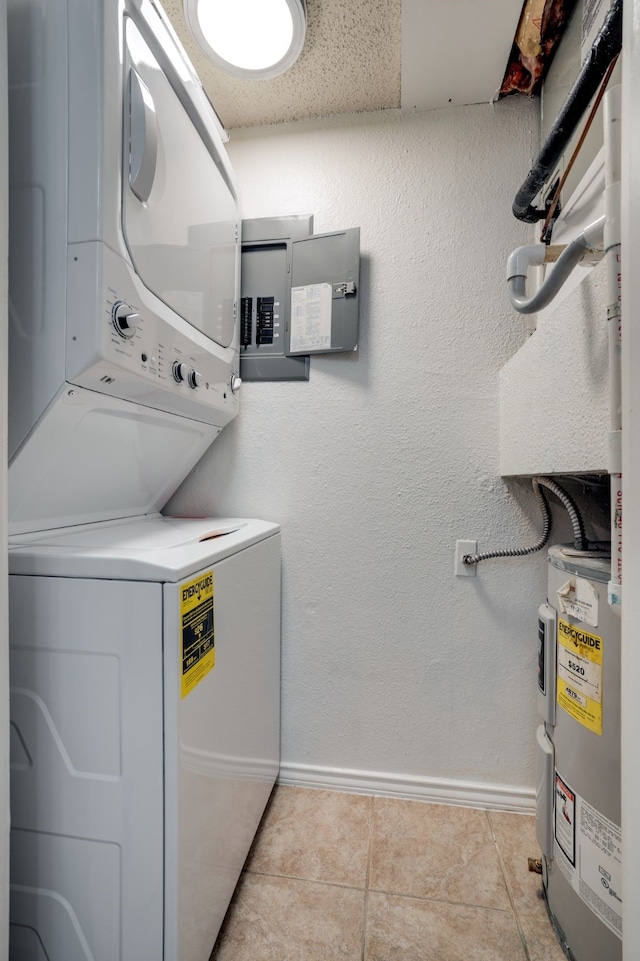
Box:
(7, 1), (280, 959)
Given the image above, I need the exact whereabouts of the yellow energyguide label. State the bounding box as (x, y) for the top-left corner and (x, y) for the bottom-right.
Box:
(180, 570), (215, 699)
(557, 618), (603, 735)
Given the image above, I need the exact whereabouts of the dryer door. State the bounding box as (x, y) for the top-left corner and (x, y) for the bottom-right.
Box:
(122, 16), (239, 349)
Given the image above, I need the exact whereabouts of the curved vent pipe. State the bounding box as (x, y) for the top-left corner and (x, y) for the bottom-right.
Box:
(512, 0), (622, 224)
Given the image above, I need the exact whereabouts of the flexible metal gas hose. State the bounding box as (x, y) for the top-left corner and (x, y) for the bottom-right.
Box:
(462, 476), (588, 565)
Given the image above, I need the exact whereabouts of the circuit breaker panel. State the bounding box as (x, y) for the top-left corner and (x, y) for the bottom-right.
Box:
(240, 215), (360, 382)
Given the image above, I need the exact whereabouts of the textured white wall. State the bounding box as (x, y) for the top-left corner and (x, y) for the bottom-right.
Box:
(500, 257), (610, 476)
(167, 99), (563, 794)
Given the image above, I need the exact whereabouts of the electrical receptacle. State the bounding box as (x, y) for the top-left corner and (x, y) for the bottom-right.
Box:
(455, 540), (477, 577)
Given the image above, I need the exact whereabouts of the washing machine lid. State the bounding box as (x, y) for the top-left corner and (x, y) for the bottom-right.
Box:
(548, 543), (611, 582)
(8, 515), (280, 581)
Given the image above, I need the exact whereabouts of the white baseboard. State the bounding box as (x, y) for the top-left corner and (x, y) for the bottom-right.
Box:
(277, 762), (535, 813)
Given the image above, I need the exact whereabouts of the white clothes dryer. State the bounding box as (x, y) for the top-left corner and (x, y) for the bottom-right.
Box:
(8, 0), (242, 535)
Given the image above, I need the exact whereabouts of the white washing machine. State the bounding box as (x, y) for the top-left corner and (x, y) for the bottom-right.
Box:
(8, 515), (281, 961)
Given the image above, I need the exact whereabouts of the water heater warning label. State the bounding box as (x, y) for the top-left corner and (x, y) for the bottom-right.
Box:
(557, 619), (603, 734)
(555, 773), (575, 864)
(180, 570), (215, 699)
(554, 769), (622, 939)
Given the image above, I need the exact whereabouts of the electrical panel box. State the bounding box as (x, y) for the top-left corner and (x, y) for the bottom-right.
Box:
(240, 216), (360, 382)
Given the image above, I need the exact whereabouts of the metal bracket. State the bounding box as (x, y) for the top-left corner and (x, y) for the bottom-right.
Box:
(332, 282), (357, 299)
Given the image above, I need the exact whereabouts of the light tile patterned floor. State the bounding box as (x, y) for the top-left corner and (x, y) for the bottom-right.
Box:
(210, 786), (566, 961)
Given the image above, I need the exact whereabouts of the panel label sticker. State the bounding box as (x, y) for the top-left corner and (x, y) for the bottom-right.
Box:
(557, 618), (603, 734)
(554, 770), (622, 939)
(290, 283), (332, 352)
(180, 570), (215, 699)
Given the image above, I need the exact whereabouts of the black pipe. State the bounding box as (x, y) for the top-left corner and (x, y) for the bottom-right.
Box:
(512, 0), (623, 224)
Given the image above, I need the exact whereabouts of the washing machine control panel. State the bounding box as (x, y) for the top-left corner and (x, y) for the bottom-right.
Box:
(66, 243), (240, 429)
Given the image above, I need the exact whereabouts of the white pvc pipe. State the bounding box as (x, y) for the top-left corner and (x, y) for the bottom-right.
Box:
(604, 84), (622, 611)
(507, 216), (606, 314)
(506, 244), (546, 280)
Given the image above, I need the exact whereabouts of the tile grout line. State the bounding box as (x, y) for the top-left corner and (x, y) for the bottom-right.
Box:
(241, 867), (367, 893)
(361, 794), (375, 961)
(365, 888), (522, 913)
(242, 868), (527, 913)
(485, 809), (532, 961)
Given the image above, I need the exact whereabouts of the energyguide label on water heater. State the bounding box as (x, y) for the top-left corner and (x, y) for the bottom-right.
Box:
(181, 570), (215, 698)
(554, 770), (622, 939)
(556, 618), (603, 734)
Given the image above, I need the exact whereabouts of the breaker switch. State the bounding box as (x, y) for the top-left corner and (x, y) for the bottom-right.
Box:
(241, 297), (253, 347)
(256, 296), (274, 346)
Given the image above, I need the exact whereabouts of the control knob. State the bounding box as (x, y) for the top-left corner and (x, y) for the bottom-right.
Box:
(230, 373), (242, 394)
(112, 302), (140, 339)
(188, 368), (203, 389)
(172, 361), (189, 383)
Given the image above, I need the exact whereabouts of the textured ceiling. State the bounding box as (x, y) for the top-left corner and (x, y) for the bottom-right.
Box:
(163, 0), (403, 129)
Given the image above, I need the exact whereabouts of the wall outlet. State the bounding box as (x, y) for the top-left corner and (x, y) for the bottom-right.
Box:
(455, 540), (477, 577)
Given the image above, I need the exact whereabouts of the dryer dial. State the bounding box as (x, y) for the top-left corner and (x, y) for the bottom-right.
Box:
(188, 369), (203, 389)
(112, 302), (140, 339)
(172, 361), (189, 383)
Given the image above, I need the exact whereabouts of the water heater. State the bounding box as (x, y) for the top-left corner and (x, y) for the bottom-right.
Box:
(536, 545), (621, 961)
